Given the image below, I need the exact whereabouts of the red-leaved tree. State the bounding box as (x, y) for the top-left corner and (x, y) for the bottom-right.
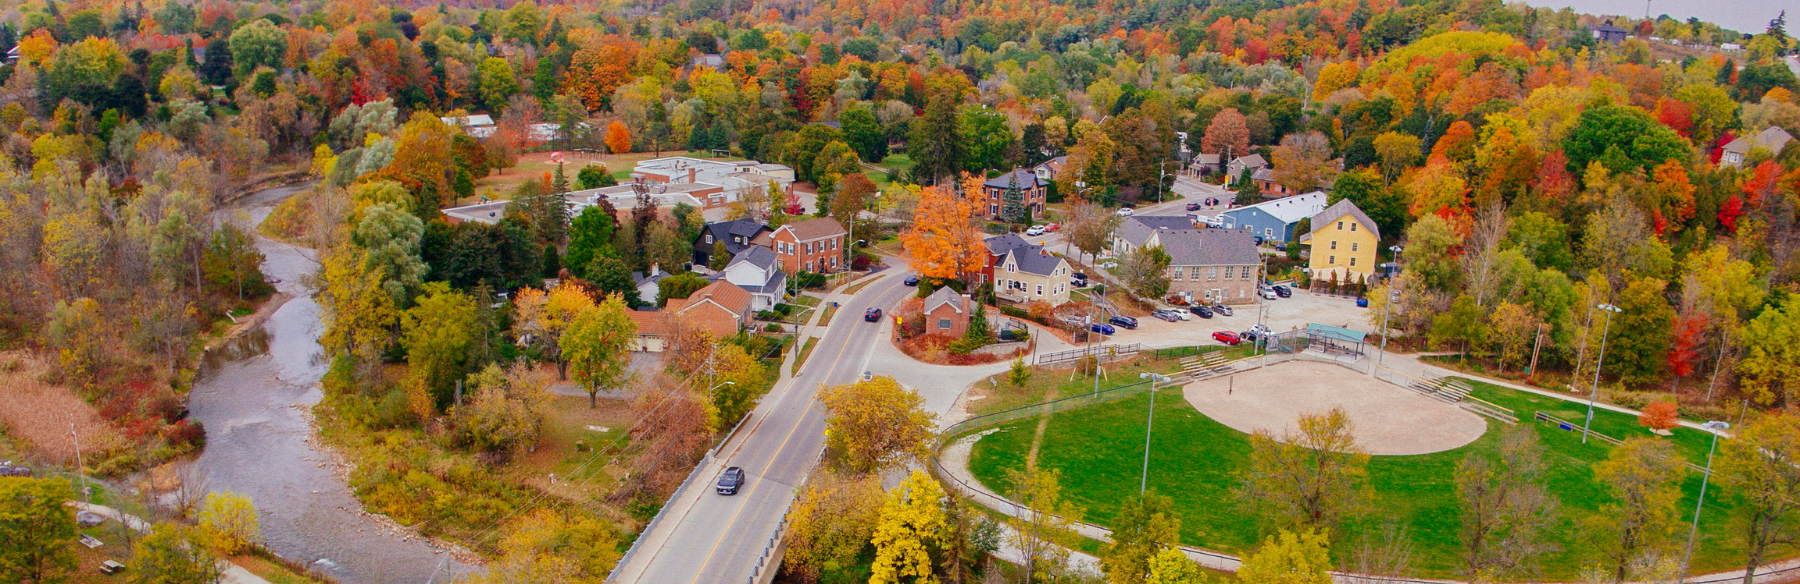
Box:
(1639, 400), (1680, 433)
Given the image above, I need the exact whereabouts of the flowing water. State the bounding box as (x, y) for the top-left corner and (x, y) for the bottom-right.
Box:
(187, 184), (475, 583)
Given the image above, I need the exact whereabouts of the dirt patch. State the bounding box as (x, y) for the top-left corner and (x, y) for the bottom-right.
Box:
(1182, 360), (1486, 455)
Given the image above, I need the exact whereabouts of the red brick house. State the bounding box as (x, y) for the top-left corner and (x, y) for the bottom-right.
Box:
(663, 280), (753, 338)
(754, 217), (848, 274)
(981, 169), (1048, 220)
(922, 286), (973, 338)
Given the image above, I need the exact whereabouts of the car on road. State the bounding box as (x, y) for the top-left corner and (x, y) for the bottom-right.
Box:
(1189, 305), (1214, 318)
(1099, 261), (1119, 269)
(1272, 285), (1292, 298)
(1152, 309), (1183, 322)
(1213, 331), (1241, 345)
(864, 308), (883, 322)
(716, 467), (745, 495)
(1259, 288), (1279, 300)
(1185, 202), (1201, 211)
(1071, 277), (1088, 288)
(1211, 304), (1233, 316)
(1116, 207), (1134, 216)
(902, 275), (919, 286)
(1090, 323), (1117, 335)
(1109, 315), (1139, 329)
(1024, 225), (1046, 236)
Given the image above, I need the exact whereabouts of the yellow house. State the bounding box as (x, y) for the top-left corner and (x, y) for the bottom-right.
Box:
(1300, 199), (1380, 284)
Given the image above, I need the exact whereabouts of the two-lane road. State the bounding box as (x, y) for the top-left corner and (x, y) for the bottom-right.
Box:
(614, 270), (918, 584)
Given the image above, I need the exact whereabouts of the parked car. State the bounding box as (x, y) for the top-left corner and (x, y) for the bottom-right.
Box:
(902, 275), (919, 286)
(1211, 304), (1234, 316)
(1202, 215), (1225, 228)
(1213, 331), (1241, 345)
(1072, 272), (1088, 281)
(1099, 261), (1119, 269)
(1071, 277), (1088, 288)
(1090, 323), (1117, 335)
(1152, 309), (1182, 322)
(1025, 225), (1047, 236)
(1116, 207), (1134, 216)
(864, 308), (883, 322)
(1045, 222), (1061, 232)
(1357, 297), (1369, 308)
(1109, 315), (1139, 329)
(1272, 285), (1292, 298)
(1189, 305), (1214, 318)
(1259, 288), (1279, 300)
(1248, 323), (1272, 336)
(1239, 330), (1260, 343)
(716, 467), (745, 495)
(1185, 202), (1201, 211)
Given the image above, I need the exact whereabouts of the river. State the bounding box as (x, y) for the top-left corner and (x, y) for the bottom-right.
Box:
(187, 184), (476, 584)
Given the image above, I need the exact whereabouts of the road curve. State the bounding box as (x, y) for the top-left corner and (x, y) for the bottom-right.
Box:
(613, 269), (917, 584)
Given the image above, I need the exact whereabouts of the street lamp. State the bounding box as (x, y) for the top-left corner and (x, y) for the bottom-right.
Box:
(1682, 420), (1732, 579)
(1375, 245), (1402, 373)
(1138, 372), (1173, 494)
(707, 380), (735, 404)
(1583, 303), (1623, 444)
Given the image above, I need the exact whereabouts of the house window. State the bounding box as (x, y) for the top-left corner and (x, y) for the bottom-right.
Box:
(990, 204), (999, 215)
(1351, 223), (1358, 232)
(1351, 257), (1358, 266)
(1330, 240), (1337, 250)
(1208, 267), (1218, 280)
(1173, 268), (1184, 281)
(1036, 285), (1043, 296)
(1337, 221), (1344, 230)
(706, 234), (714, 244)
(1329, 255), (1336, 264)
(1242, 266), (1252, 278)
(1007, 264), (1016, 273)
(1264, 228), (1274, 237)
(938, 318), (952, 329)
(1351, 242), (1358, 252)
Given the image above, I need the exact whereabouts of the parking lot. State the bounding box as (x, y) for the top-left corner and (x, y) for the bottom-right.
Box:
(1097, 288), (1370, 348)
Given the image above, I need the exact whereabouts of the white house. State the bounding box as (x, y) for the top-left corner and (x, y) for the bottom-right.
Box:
(722, 246), (787, 311)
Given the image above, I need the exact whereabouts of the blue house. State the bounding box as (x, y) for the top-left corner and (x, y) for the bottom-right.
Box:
(1217, 191), (1326, 245)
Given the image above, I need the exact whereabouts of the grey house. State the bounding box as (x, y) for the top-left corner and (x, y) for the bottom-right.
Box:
(1110, 215), (1196, 257)
(1217, 191), (1326, 245)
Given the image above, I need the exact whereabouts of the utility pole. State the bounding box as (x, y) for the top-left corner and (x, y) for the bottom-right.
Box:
(1681, 420), (1731, 580)
(1138, 373), (1171, 494)
(70, 415), (91, 505)
(1572, 300), (1599, 391)
(1583, 304), (1622, 444)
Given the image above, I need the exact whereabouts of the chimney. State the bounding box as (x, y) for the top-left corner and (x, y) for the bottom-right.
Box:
(688, 168), (696, 183)
(650, 263), (660, 277)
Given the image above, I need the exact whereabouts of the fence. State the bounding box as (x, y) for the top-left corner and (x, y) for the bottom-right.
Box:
(1035, 342), (1142, 366)
(744, 446), (825, 584)
(1531, 412), (1708, 474)
(605, 408), (760, 583)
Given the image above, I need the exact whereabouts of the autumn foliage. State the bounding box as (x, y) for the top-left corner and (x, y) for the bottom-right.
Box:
(899, 175), (987, 280)
(1638, 400), (1680, 432)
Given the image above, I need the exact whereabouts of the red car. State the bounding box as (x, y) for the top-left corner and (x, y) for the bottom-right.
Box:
(1212, 331), (1241, 345)
(1044, 222), (1061, 232)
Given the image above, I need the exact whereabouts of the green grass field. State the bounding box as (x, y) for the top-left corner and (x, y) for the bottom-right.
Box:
(965, 376), (1754, 580)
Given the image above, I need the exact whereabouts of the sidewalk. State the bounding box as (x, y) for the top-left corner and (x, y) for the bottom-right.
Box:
(72, 502), (275, 584)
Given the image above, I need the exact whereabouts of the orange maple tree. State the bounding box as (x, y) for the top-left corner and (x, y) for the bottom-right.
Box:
(1638, 400), (1680, 432)
(900, 175), (987, 280)
(605, 121), (632, 155)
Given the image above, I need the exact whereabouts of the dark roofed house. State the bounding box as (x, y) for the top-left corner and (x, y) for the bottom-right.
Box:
(694, 218), (772, 269)
(1111, 215), (1196, 256)
(1719, 127), (1795, 168)
(979, 169), (1048, 220)
(722, 245), (787, 311)
(1161, 228), (1263, 305)
(1226, 154), (1268, 180)
(632, 264), (677, 306)
(986, 235), (1072, 306)
(1591, 21), (1629, 44)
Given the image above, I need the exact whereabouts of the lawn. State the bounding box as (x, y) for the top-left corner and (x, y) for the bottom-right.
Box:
(793, 336), (820, 376)
(965, 375), (1756, 580)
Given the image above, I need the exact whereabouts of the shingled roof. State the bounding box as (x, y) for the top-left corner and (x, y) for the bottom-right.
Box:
(1159, 228), (1261, 267)
(1306, 199), (1383, 241)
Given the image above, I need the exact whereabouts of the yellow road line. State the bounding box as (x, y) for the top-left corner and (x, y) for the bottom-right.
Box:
(685, 276), (904, 584)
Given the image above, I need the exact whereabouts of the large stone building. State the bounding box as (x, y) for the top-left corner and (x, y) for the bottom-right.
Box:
(1160, 228), (1263, 305)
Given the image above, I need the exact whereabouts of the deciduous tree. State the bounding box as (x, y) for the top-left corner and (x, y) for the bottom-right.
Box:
(563, 294), (637, 407)
(128, 524), (221, 584)
(0, 478), (76, 584)
(1238, 408), (1370, 529)
(1589, 438), (1687, 582)
(1237, 528), (1335, 584)
(784, 469), (885, 584)
(604, 120), (632, 154)
(402, 282), (479, 410)
(197, 492), (260, 555)
(1102, 493), (1182, 584)
(870, 471), (948, 584)
(899, 178), (986, 281)
(1271, 131), (1336, 194)
(818, 376), (936, 473)
(1716, 414), (1800, 584)
(1006, 466), (1083, 583)
(1456, 425), (1558, 579)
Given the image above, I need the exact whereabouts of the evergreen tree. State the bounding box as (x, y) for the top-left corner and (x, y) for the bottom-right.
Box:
(551, 162), (569, 194)
(542, 244), (561, 278)
(1000, 173), (1028, 224)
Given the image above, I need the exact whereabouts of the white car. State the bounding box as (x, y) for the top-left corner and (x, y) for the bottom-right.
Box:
(1202, 215), (1225, 228)
(1259, 289), (1279, 300)
(1100, 261), (1119, 269)
(1024, 225), (1046, 236)
(1116, 207), (1134, 216)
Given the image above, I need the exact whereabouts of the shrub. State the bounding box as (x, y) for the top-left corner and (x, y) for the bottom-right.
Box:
(198, 491), (261, 555)
(162, 420), (205, 448)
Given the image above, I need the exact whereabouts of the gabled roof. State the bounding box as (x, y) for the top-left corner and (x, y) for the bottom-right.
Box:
(727, 245), (780, 272)
(1230, 154), (1267, 168)
(735, 269), (786, 296)
(626, 310), (669, 336)
(924, 286), (967, 314)
(1251, 167), (1274, 181)
(1159, 228), (1261, 267)
(1002, 246), (1067, 277)
(984, 233), (1034, 256)
(1723, 126), (1795, 156)
(1193, 153), (1221, 164)
(773, 217), (846, 242)
(984, 168), (1044, 190)
(1224, 191), (1327, 224)
(1307, 199), (1382, 241)
(1116, 215), (1196, 247)
(669, 280), (752, 316)
(633, 269), (675, 287)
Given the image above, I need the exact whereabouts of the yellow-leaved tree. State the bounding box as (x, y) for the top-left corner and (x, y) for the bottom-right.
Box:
(817, 376), (937, 473)
(869, 471), (948, 584)
(197, 492), (260, 555)
(1237, 528), (1335, 584)
(513, 281), (596, 379)
(899, 175), (987, 281)
(563, 293), (637, 408)
(315, 245), (397, 369)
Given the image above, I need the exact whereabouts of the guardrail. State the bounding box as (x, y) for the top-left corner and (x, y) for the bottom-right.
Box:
(744, 446), (826, 584)
(606, 411), (758, 583)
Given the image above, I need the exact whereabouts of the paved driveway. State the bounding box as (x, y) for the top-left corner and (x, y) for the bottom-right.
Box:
(1099, 289), (1370, 349)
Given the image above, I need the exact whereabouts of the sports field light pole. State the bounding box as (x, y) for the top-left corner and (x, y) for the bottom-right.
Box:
(1681, 420), (1731, 579)
(1582, 303), (1622, 444)
(1374, 245), (1403, 373)
(1138, 373), (1173, 494)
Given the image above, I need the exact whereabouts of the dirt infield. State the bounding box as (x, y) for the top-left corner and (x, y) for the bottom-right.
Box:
(1182, 361), (1486, 455)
